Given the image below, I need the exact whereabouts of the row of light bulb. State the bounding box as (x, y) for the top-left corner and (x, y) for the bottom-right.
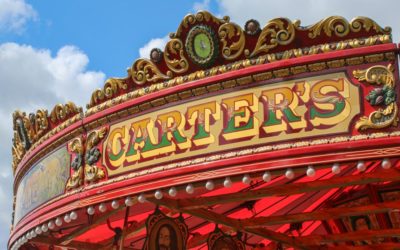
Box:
(11, 158), (391, 249)
(143, 158), (392, 201)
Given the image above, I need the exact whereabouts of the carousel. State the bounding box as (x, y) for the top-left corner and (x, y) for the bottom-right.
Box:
(8, 10), (400, 250)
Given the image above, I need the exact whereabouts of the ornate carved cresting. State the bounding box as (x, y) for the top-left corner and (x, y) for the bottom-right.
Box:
(11, 102), (81, 174)
(219, 22), (245, 60)
(164, 38), (189, 74)
(130, 59), (173, 85)
(87, 11), (391, 110)
(250, 18), (298, 57)
(12, 110), (49, 173)
(88, 78), (128, 108)
(307, 16), (392, 39)
(65, 127), (108, 190)
(50, 102), (80, 123)
(353, 64), (398, 130)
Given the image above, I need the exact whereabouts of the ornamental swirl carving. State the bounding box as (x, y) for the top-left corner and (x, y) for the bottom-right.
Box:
(307, 16), (391, 39)
(250, 18), (298, 57)
(66, 137), (84, 190)
(50, 102), (81, 123)
(83, 12), (392, 109)
(66, 127), (108, 190)
(307, 16), (351, 38)
(164, 38), (189, 74)
(89, 78), (128, 108)
(12, 102), (82, 173)
(12, 110), (50, 173)
(131, 59), (172, 85)
(84, 127), (108, 183)
(351, 17), (392, 34)
(219, 22), (245, 60)
(353, 64), (398, 131)
(175, 10), (228, 37)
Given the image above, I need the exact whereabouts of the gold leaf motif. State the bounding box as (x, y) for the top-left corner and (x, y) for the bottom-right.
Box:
(307, 16), (350, 38)
(353, 64), (398, 131)
(85, 164), (105, 182)
(50, 102), (81, 123)
(219, 22), (245, 60)
(131, 59), (172, 85)
(175, 10), (228, 38)
(84, 127), (108, 183)
(66, 167), (83, 190)
(307, 16), (391, 39)
(89, 78), (128, 108)
(66, 137), (84, 190)
(356, 103), (398, 130)
(69, 137), (84, 155)
(86, 127), (107, 151)
(350, 17), (392, 34)
(164, 38), (189, 74)
(251, 18), (298, 57)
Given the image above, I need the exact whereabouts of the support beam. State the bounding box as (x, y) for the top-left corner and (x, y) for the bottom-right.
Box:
(32, 236), (104, 250)
(175, 168), (400, 209)
(298, 228), (400, 246)
(241, 200), (400, 227)
(96, 218), (147, 249)
(58, 205), (126, 245)
(148, 197), (308, 250)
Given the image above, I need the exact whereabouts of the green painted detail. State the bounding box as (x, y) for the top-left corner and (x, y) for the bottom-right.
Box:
(142, 134), (171, 152)
(172, 130), (187, 144)
(193, 124), (209, 140)
(264, 110), (281, 126)
(223, 111), (254, 133)
(263, 108), (302, 126)
(194, 33), (211, 59)
(108, 148), (124, 161)
(125, 137), (146, 157)
(310, 100), (345, 119)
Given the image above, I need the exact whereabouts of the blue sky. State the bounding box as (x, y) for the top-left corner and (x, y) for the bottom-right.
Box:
(0, 0), (399, 248)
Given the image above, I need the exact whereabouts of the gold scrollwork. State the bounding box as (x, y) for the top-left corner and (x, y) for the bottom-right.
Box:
(175, 10), (228, 37)
(84, 127), (108, 183)
(307, 16), (350, 38)
(12, 109), (52, 173)
(353, 64), (398, 130)
(66, 137), (84, 190)
(89, 78), (128, 108)
(350, 17), (392, 34)
(219, 22), (245, 60)
(307, 16), (391, 39)
(50, 102), (81, 123)
(164, 38), (189, 74)
(29, 109), (49, 145)
(251, 18), (298, 57)
(131, 59), (172, 85)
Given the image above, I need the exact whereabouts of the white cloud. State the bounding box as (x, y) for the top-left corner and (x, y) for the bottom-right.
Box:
(138, 35), (169, 59)
(0, 43), (105, 110)
(193, 0), (211, 12)
(0, 43), (105, 247)
(0, 0), (37, 33)
(216, 0), (399, 42)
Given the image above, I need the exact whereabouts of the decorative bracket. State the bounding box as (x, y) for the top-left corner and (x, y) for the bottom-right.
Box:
(353, 64), (398, 131)
(66, 127), (108, 190)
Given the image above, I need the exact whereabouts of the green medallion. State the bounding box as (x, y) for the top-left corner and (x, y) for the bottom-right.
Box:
(185, 25), (218, 68)
(194, 33), (212, 59)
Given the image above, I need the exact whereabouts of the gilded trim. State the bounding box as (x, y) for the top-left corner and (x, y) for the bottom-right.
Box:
(87, 11), (391, 109)
(353, 64), (399, 130)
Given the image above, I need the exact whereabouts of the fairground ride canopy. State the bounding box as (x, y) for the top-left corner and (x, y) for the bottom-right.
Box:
(9, 10), (400, 250)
